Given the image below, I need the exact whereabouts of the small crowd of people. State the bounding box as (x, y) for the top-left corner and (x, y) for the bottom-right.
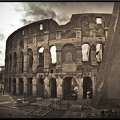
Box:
(100, 109), (119, 118)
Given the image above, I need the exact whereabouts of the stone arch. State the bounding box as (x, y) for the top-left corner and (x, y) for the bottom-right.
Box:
(36, 47), (44, 72)
(61, 43), (77, 64)
(13, 78), (16, 95)
(19, 78), (24, 95)
(66, 52), (72, 61)
(36, 77), (44, 97)
(27, 48), (33, 69)
(62, 77), (73, 100)
(19, 51), (24, 72)
(83, 77), (92, 99)
(82, 43), (90, 62)
(50, 78), (57, 98)
(96, 43), (103, 62)
(27, 77), (33, 96)
(13, 52), (17, 68)
(50, 45), (57, 64)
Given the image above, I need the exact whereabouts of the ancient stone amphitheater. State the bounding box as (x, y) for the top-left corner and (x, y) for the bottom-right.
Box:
(5, 13), (111, 102)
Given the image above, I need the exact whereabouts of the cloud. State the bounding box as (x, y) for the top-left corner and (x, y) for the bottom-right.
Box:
(17, 2), (114, 25)
(0, 50), (3, 55)
(0, 33), (5, 41)
(20, 19), (33, 25)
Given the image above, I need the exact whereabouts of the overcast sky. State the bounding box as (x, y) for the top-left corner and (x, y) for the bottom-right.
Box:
(0, 2), (114, 66)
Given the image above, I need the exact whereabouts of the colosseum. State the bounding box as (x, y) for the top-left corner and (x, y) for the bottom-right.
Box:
(5, 13), (111, 102)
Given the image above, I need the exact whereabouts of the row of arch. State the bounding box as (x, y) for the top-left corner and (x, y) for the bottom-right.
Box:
(6, 43), (103, 72)
(8, 77), (93, 100)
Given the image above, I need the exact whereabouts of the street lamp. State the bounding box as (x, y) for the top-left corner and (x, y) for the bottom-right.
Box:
(23, 88), (27, 102)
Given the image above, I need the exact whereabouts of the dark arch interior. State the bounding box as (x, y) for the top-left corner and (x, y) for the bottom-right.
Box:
(50, 78), (57, 98)
(62, 77), (74, 100)
(37, 78), (44, 97)
(13, 78), (16, 95)
(27, 78), (33, 96)
(83, 77), (92, 99)
(19, 78), (24, 95)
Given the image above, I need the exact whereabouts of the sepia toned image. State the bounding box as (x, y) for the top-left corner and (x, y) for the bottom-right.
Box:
(0, 1), (120, 118)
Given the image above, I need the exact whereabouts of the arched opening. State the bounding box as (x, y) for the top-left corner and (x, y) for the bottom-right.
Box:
(96, 44), (103, 62)
(19, 40), (24, 49)
(50, 46), (57, 64)
(19, 78), (24, 95)
(27, 49), (33, 70)
(19, 51), (24, 72)
(83, 77), (92, 99)
(61, 44), (77, 64)
(50, 78), (57, 98)
(37, 77), (44, 97)
(82, 44), (90, 62)
(36, 47), (44, 72)
(9, 78), (11, 92)
(27, 78), (33, 96)
(39, 47), (44, 66)
(14, 52), (17, 69)
(62, 77), (74, 100)
(13, 78), (16, 95)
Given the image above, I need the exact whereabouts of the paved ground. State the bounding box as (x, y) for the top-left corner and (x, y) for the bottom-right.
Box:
(0, 93), (32, 118)
(0, 92), (120, 118)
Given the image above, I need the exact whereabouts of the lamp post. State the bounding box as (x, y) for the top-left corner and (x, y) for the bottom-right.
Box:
(23, 87), (27, 102)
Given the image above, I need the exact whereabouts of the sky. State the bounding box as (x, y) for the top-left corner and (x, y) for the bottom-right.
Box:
(0, 2), (114, 66)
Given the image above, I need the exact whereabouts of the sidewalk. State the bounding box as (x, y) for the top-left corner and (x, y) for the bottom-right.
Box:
(0, 93), (32, 118)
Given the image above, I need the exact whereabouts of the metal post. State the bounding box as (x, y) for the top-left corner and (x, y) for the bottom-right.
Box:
(52, 97), (53, 109)
(23, 92), (25, 102)
(60, 95), (61, 110)
(67, 100), (69, 110)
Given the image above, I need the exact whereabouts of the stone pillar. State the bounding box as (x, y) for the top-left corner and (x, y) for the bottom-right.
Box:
(16, 54), (20, 73)
(80, 78), (83, 100)
(90, 45), (97, 65)
(44, 77), (50, 97)
(24, 37), (28, 72)
(75, 76), (83, 101)
(23, 51), (27, 72)
(104, 27), (109, 39)
(56, 76), (63, 98)
(76, 46), (82, 66)
(44, 49), (51, 72)
(23, 77), (27, 94)
(16, 77), (19, 95)
(32, 76), (37, 96)
(75, 28), (81, 38)
(32, 48), (39, 72)
(56, 49), (62, 70)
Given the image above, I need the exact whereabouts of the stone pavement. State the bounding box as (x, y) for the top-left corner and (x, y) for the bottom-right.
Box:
(1, 92), (120, 118)
(0, 93), (32, 118)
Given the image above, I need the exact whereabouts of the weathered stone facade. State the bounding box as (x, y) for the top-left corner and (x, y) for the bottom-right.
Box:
(5, 13), (111, 101)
